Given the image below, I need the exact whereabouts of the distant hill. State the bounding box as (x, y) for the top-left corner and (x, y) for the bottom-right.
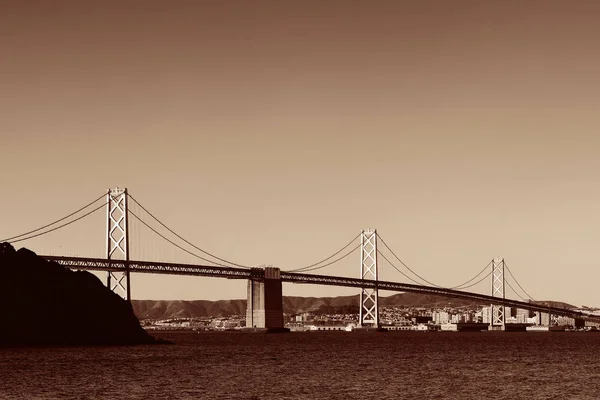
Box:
(132, 293), (579, 320)
(531, 300), (576, 310)
(133, 299), (246, 319)
(132, 293), (494, 320)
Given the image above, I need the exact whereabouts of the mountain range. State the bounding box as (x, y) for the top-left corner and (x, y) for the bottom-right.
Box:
(131, 294), (577, 320)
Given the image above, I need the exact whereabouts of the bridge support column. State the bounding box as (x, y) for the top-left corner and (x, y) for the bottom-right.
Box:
(245, 267), (284, 330)
(489, 258), (505, 331)
(359, 229), (379, 327)
(106, 187), (130, 301)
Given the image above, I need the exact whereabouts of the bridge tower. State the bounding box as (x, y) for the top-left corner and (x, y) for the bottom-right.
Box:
(359, 229), (379, 327)
(106, 187), (130, 301)
(490, 258), (505, 330)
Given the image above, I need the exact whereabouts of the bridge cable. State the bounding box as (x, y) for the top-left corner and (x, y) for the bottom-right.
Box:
(503, 262), (536, 301)
(450, 261), (493, 290)
(376, 249), (427, 286)
(504, 279), (528, 302)
(289, 243), (362, 273)
(128, 194), (248, 268)
(376, 233), (445, 288)
(378, 234), (496, 291)
(286, 233), (361, 272)
(450, 269), (493, 291)
(7, 201), (108, 244)
(128, 210), (238, 268)
(1, 193), (106, 243)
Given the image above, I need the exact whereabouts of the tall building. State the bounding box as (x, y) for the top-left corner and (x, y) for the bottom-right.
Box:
(432, 311), (450, 324)
(516, 308), (528, 323)
(539, 312), (550, 326)
(480, 307), (490, 324)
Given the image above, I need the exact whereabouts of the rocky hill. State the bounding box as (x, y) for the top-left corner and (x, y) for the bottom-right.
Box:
(0, 243), (157, 346)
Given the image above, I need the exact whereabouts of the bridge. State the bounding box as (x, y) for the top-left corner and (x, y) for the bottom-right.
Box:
(3, 187), (596, 329)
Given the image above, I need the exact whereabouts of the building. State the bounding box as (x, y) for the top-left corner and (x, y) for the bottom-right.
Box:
(478, 307), (491, 324)
(538, 312), (551, 326)
(432, 311), (450, 324)
(516, 308), (528, 323)
(440, 323), (458, 331)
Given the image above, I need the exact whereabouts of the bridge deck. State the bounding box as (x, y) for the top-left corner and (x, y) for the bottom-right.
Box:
(41, 255), (596, 322)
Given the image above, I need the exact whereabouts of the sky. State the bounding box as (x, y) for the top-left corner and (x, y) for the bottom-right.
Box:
(1, 1), (600, 306)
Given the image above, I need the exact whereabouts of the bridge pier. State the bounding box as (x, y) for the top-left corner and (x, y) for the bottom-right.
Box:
(245, 267), (284, 330)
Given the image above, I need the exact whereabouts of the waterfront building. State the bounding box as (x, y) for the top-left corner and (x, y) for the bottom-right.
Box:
(432, 311), (450, 324)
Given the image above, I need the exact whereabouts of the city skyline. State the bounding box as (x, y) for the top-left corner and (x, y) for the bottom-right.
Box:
(2, 1), (600, 306)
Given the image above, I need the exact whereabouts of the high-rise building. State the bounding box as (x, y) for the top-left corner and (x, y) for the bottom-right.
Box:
(516, 308), (528, 323)
(539, 312), (550, 326)
(432, 311), (450, 324)
(480, 307), (491, 324)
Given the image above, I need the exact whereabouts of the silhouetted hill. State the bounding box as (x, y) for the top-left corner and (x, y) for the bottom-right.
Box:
(0, 243), (156, 346)
(132, 293), (493, 319)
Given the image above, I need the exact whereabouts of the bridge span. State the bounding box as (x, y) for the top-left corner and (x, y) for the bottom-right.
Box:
(42, 255), (596, 323)
(6, 187), (594, 331)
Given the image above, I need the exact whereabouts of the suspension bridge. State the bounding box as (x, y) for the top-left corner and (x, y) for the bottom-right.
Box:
(2, 187), (596, 330)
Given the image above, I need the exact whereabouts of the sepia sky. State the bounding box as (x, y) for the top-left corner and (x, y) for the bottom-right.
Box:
(1, 1), (600, 306)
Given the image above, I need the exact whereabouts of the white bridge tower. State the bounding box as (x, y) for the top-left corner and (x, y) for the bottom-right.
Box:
(106, 187), (130, 301)
(359, 229), (379, 327)
(490, 258), (505, 330)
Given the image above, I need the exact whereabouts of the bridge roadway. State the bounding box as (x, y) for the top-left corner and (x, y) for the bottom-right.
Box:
(42, 255), (598, 322)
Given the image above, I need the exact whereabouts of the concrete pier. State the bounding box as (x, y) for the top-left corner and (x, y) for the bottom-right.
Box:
(245, 267), (284, 330)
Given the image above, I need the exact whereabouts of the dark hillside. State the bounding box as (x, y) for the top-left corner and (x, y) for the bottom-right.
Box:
(0, 242), (156, 346)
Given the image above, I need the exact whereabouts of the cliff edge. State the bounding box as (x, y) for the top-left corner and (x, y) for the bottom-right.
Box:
(0, 242), (157, 346)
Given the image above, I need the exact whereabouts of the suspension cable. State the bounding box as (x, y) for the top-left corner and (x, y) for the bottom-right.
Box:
(376, 233), (444, 287)
(452, 269), (493, 291)
(505, 279), (528, 302)
(504, 262), (536, 301)
(377, 233), (495, 291)
(8, 201), (108, 244)
(1, 193), (106, 242)
(449, 261), (492, 290)
(128, 194), (248, 268)
(128, 210), (238, 268)
(376, 249), (426, 286)
(288, 242), (362, 273)
(288, 233), (361, 272)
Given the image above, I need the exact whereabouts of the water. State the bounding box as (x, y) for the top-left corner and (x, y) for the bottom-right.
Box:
(1, 331), (600, 399)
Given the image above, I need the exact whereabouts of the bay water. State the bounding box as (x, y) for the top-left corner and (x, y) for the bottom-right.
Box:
(1, 331), (599, 399)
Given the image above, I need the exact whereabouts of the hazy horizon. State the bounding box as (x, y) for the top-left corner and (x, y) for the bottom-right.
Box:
(2, 1), (599, 307)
